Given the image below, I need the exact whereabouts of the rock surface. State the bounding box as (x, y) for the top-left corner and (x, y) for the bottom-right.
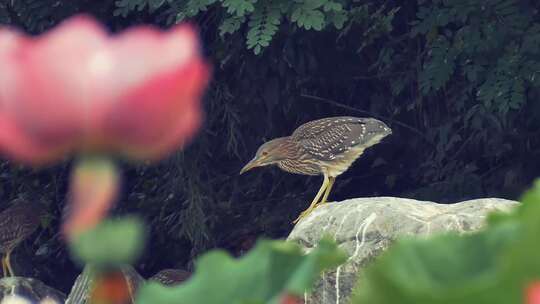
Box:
(65, 265), (144, 304)
(0, 277), (65, 303)
(287, 196), (518, 304)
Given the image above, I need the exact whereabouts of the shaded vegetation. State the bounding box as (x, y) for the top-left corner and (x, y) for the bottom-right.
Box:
(0, 0), (539, 292)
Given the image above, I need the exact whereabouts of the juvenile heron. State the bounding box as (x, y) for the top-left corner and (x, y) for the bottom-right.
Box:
(0, 198), (45, 276)
(240, 116), (391, 223)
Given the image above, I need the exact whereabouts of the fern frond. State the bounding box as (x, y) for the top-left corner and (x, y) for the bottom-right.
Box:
(221, 0), (256, 17)
(220, 15), (246, 36)
(419, 36), (457, 94)
(246, 2), (281, 54)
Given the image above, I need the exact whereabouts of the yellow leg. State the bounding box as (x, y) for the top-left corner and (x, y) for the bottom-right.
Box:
(293, 175), (329, 224)
(1, 256), (6, 277)
(319, 176), (335, 205)
(5, 250), (13, 277)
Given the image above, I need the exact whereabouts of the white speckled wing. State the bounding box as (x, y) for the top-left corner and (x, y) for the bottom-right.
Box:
(291, 116), (391, 162)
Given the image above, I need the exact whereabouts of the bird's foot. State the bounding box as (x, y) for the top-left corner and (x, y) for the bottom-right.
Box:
(292, 213), (305, 224)
(292, 207), (316, 224)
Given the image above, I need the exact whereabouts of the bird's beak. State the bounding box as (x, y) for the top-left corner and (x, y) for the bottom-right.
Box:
(240, 157), (262, 175)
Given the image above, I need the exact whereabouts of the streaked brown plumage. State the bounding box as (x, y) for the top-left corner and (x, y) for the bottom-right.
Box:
(150, 269), (191, 286)
(240, 116), (392, 223)
(0, 198), (44, 277)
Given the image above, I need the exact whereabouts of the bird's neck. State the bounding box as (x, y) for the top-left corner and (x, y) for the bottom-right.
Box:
(275, 136), (302, 159)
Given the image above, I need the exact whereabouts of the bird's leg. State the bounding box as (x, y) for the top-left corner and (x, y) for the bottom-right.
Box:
(1, 255), (6, 277)
(318, 176), (335, 205)
(293, 175), (329, 224)
(5, 249), (13, 277)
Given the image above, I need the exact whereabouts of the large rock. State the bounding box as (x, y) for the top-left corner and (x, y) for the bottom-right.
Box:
(287, 197), (518, 304)
(0, 277), (65, 303)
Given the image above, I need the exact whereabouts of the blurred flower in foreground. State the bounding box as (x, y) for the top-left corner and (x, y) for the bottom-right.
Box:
(90, 270), (134, 304)
(0, 15), (209, 165)
(64, 157), (120, 238)
(0, 15), (210, 238)
(527, 282), (540, 304)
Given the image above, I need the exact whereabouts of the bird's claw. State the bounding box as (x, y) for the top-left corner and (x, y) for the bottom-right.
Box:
(292, 206), (317, 224)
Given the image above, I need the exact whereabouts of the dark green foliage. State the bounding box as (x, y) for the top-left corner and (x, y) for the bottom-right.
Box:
(0, 0), (83, 33)
(0, 2), (10, 24)
(0, 0), (539, 293)
(113, 0), (356, 54)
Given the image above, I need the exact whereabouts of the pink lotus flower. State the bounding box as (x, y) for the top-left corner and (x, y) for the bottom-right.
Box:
(0, 15), (209, 165)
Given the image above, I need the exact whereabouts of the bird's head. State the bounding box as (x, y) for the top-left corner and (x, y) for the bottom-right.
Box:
(6, 196), (50, 230)
(240, 137), (290, 174)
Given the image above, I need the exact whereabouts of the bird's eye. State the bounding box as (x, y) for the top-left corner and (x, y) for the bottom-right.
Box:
(261, 151), (269, 156)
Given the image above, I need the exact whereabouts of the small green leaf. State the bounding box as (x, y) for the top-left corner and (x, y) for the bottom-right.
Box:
(323, 1), (342, 12)
(184, 0), (218, 17)
(114, 0), (147, 17)
(136, 238), (346, 304)
(69, 217), (146, 266)
(327, 11), (348, 29)
(222, 0), (256, 17)
(291, 7), (325, 31)
(253, 44), (261, 54)
(219, 15), (246, 36)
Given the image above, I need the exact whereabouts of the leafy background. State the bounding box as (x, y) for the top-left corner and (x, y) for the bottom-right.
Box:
(0, 0), (539, 293)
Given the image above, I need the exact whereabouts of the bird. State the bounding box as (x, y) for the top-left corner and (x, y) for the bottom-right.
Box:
(150, 269), (191, 286)
(240, 116), (392, 223)
(0, 198), (45, 277)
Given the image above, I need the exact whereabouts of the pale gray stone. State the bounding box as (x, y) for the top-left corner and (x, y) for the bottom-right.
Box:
(0, 277), (65, 303)
(287, 197), (518, 304)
